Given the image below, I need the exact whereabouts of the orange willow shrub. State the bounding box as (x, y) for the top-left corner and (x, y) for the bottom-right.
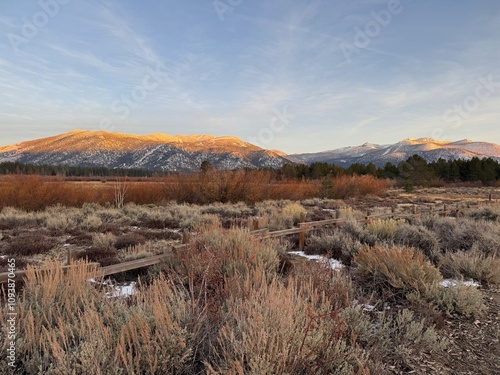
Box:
(332, 175), (391, 199)
(0, 176), (114, 210)
(0, 172), (390, 209)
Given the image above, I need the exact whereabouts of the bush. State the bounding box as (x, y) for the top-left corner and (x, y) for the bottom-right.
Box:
(442, 248), (500, 285)
(393, 224), (441, 264)
(256, 201), (307, 231)
(467, 205), (500, 222)
(77, 246), (118, 263)
(207, 271), (368, 374)
(305, 230), (362, 266)
(422, 216), (500, 255)
(342, 219), (378, 247)
(45, 215), (74, 232)
(342, 307), (446, 368)
(92, 232), (117, 249)
(115, 233), (146, 250)
(4, 233), (56, 256)
(354, 244), (485, 317)
(366, 219), (401, 240)
(354, 245), (442, 300)
(0, 207), (39, 229)
(331, 175), (390, 199)
(80, 214), (103, 231)
(0, 256), (29, 272)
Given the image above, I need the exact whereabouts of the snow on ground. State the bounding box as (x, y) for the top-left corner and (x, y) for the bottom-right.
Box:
(288, 251), (344, 270)
(106, 282), (136, 298)
(88, 278), (137, 298)
(440, 279), (480, 288)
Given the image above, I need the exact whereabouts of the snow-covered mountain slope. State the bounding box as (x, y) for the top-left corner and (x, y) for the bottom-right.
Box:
(290, 138), (500, 167)
(0, 130), (296, 172)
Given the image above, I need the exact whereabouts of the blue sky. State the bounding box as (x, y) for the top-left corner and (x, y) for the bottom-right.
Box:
(1, 0), (499, 153)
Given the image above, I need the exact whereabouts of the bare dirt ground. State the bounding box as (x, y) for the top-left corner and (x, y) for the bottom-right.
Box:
(403, 286), (500, 375)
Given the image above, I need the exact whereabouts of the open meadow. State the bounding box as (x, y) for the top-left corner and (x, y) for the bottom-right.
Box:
(1, 179), (499, 374)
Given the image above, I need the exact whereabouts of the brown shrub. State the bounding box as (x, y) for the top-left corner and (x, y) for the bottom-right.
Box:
(115, 233), (146, 250)
(0, 256), (29, 272)
(4, 232), (56, 256)
(77, 246), (118, 263)
(67, 233), (93, 246)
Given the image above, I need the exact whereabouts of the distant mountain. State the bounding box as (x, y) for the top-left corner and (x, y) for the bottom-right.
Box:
(0, 130), (296, 172)
(291, 138), (500, 167)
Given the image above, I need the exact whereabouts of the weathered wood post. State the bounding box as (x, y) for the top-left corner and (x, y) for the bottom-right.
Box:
(253, 218), (259, 231)
(365, 209), (371, 223)
(66, 248), (72, 265)
(182, 229), (190, 244)
(489, 193), (492, 202)
(298, 213), (306, 251)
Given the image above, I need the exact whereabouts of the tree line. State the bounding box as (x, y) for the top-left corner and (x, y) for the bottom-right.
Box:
(1, 155), (499, 186)
(275, 155), (500, 185)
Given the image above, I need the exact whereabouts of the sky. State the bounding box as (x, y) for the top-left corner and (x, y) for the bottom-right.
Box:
(0, 0), (499, 154)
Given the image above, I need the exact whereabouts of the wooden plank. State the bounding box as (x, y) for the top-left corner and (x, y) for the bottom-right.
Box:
(249, 228), (270, 236)
(261, 227), (310, 238)
(0, 263), (100, 283)
(298, 218), (342, 227)
(98, 252), (174, 277)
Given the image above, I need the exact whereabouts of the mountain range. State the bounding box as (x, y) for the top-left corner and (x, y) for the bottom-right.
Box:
(0, 130), (294, 172)
(1, 131), (500, 172)
(291, 138), (500, 167)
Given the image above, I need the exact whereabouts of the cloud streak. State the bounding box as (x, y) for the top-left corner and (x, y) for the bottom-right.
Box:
(0, 0), (499, 153)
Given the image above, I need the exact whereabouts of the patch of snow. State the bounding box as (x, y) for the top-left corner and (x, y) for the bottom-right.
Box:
(288, 251), (344, 270)
(362, 304), (376, 312)
(106, 282), (137, 298)
(63, 243), (71, 247)
(328, 258), (344, 270)
(440, 279), (480, 288)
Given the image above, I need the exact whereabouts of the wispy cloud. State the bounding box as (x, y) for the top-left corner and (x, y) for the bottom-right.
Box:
(0, 0), (499, 152)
